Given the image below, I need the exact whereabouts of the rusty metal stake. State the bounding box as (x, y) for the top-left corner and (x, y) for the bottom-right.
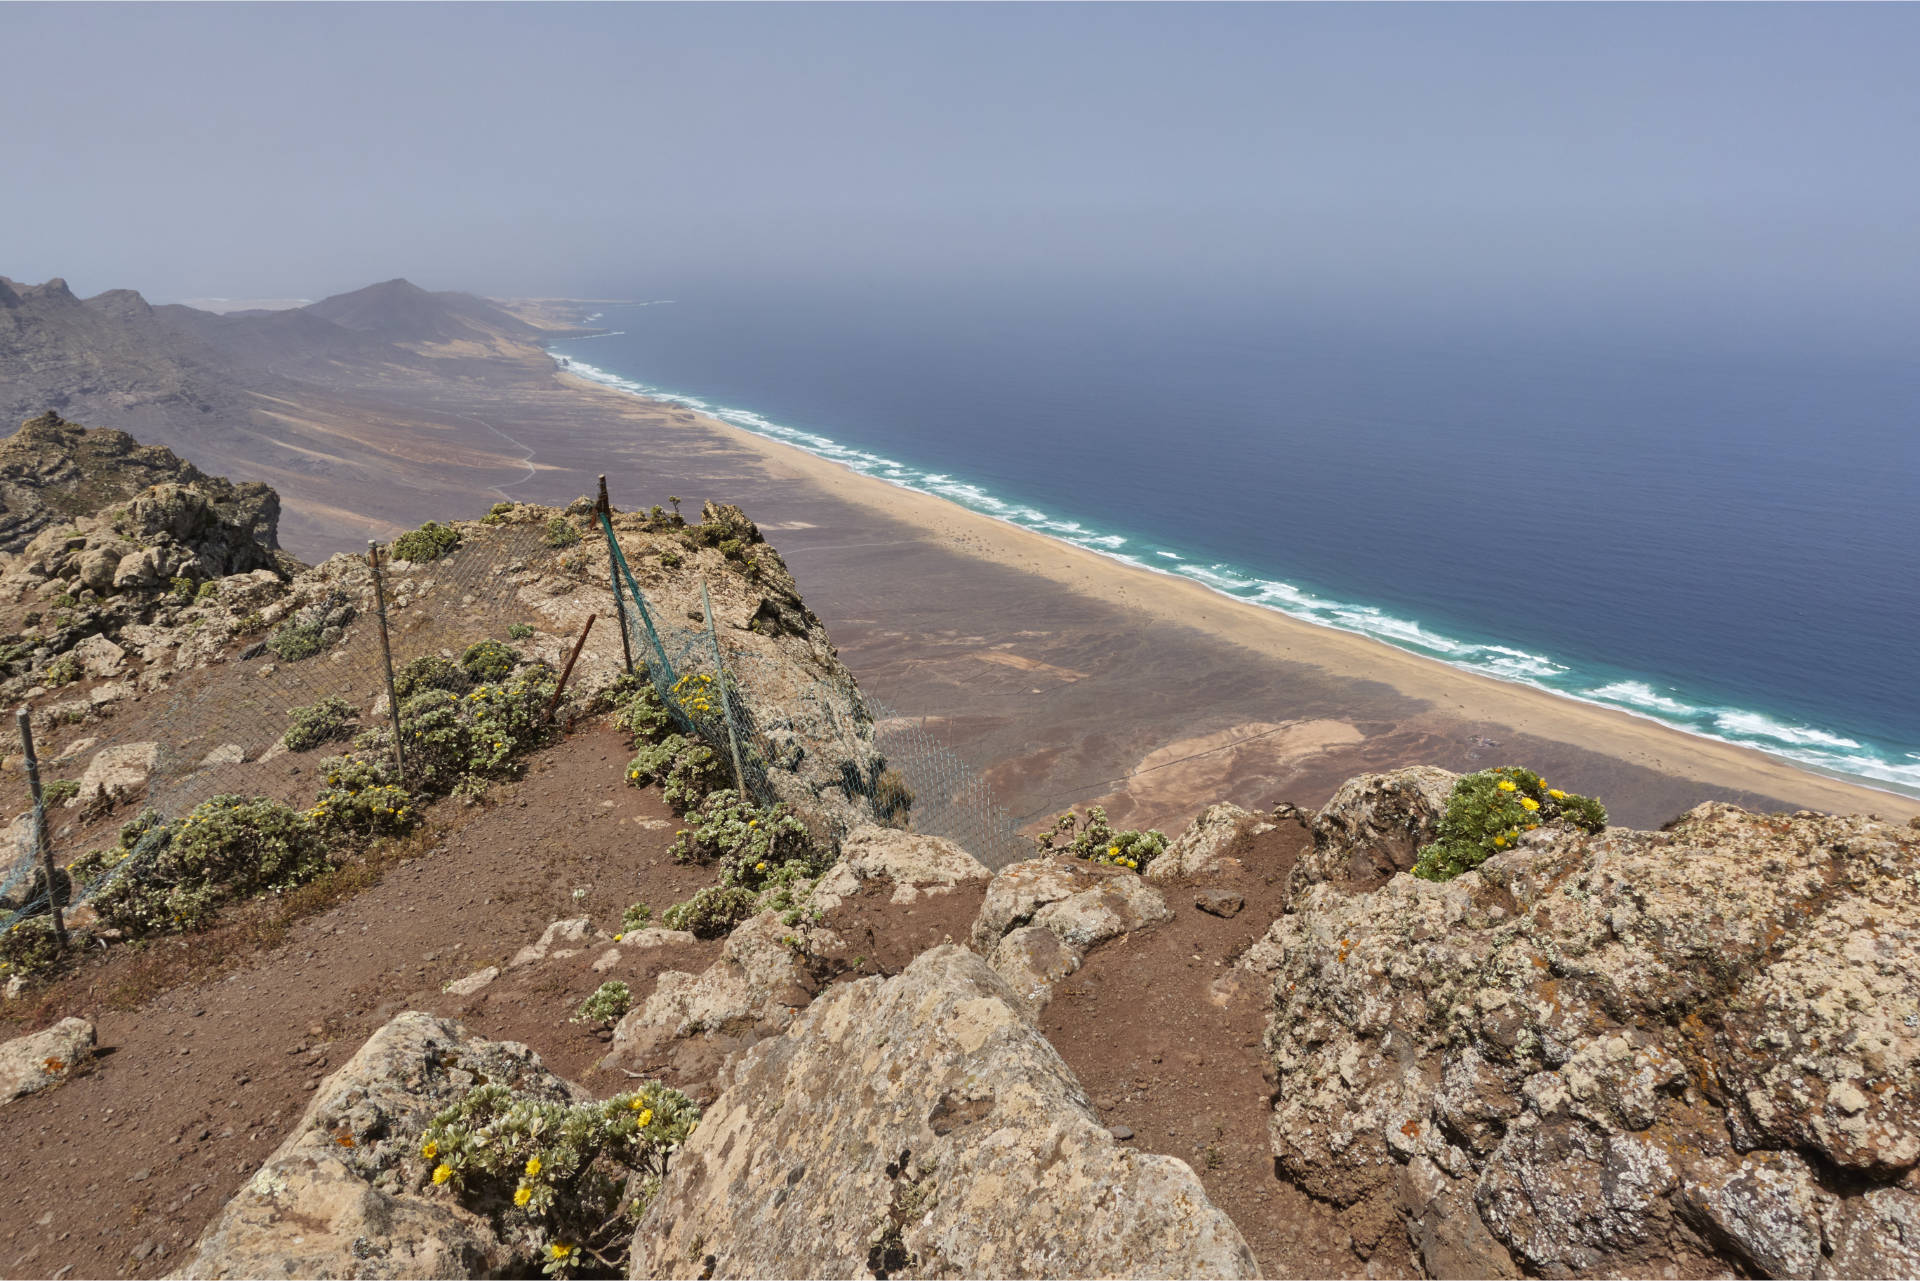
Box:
(366, 541), (409, 786)
(544, 614), (596, 723)
(14, 708), (66, 950)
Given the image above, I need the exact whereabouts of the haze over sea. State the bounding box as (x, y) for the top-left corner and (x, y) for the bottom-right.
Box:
(552, 281), (1920, 797)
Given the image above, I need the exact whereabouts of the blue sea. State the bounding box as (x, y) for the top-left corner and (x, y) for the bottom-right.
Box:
(550, 283), (1920, 798)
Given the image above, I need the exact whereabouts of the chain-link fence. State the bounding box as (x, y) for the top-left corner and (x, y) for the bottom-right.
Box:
(2, 502), (1028, 947)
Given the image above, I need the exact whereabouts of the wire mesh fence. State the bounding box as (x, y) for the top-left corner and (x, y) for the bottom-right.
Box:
(3, 499), (1030, 949)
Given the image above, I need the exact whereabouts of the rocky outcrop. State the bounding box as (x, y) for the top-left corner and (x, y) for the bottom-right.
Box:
(1243, 801), (1920, 1278)
(178, 1011), (583, 1280)
(630, 945), (1259, 1279)
(0, 1017), (94, 1105)
(972, 855), (1171, 1011)
(808, 825), (991, 911)
(1288, 765), (1456, 896)
(599, 910), (837, 1092)
(1147, 801), (1273, 882)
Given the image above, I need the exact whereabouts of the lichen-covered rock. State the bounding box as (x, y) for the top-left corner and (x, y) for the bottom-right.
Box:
(1289, 765), (1456, 896)
(969, 855), (1170, 954)
(1147, 801), (1271, 882)
(600, 910), (835, 1088)
(630, 945), (1258, 1279)
(988, 923), (1082, 1012)
(0, 1017), (94, 1105)
(1247, 800), (1920, 1278)
(808, 825), (991, 912)
(176, 1011), (583, 1280)
(508, 916), (608, 968)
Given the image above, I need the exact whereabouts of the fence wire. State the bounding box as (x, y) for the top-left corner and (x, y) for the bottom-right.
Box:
(3, 506), (1028, 942)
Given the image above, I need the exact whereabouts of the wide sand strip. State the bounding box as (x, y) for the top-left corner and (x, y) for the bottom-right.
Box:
(557, 371), (1918, 823)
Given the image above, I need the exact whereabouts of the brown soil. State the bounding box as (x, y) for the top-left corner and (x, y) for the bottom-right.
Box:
(1038, 817), (1413, 1280)
(0, 725), (713, 1281)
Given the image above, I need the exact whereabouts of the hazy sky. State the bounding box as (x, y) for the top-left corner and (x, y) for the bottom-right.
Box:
(4, 2), (1917, 332)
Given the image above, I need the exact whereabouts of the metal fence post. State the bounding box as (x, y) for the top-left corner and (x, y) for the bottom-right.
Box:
(366, 541), (409, 785)
(14, 708), (66, 950)
(597, 475), (636, 676)
(701, 580), (750, 798)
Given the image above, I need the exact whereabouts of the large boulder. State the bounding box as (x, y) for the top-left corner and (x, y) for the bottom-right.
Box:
(1244, 801), (1920, 1278)
(630, 945), (1259, 1279)
(0, 1017), (94, 1105)
(177, 1012), (583, 1280)
(1289, 765), (1456, 896)
(808, 825), (991, 911)
(1146, 802), (1273, 883)
(970, 855), (1170, 954)
(599, 910), (837, 1089)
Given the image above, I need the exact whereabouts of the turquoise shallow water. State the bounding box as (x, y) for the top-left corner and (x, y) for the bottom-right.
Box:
(552, 284), (1920, 798)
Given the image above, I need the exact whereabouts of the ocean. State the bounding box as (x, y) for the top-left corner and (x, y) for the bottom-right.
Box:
(550, 282), (1920, 798)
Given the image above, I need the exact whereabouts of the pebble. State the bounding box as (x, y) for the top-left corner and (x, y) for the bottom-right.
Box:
(1107, 1124), (1135, 1141)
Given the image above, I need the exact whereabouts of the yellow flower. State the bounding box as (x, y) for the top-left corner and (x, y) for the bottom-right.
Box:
(1519, 797), (1540, 812)
(514, 1185), (533, 1207)
(613, 933), (624, 942)
(549, 1243), (575, 1261)
(1492, 836), (1507, 848)
(525, 1155), (542, 1178)
(1548, 788), (1566, 800)
(755, 861), (767, 871)
(1497, 780), (1517, 792)
(633, 1105), (653, 1127)
(432, 1163), (453, 1185)
(1107, 844), (1118, 856)
(421, 1140), (438, 1160)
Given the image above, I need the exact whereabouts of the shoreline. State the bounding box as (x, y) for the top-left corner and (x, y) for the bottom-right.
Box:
(555, 368), (1920, 822)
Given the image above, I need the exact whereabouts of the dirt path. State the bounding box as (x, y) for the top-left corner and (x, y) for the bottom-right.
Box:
(0, 727), (710, 1281)
(1038, 818), (1408, 1280)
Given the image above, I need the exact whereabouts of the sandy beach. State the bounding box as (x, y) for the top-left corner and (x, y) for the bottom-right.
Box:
(551, 369), (1920, 827)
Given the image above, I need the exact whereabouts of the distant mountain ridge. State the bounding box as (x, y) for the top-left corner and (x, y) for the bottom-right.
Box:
(0, 273), (593, 557)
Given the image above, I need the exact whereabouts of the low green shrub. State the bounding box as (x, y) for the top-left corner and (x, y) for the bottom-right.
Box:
(462, 639), (519, 684)
(660, 885), (759, 939)
(615, 684), (673, 745)
(92, 795), (327, 937)
(394, 654), (468, 700)
(284, 695), (359, 752)
(169, 575), (197, 602)
(543, 516), (582, 549)
(619, 903), (653, 933)
(657, 550), (682, 570)
(0, 916), (67, 982)
(508, 623), (534, 641)
(625, 734), (728, 812)
(1037, 806), (1167, 872)
(572, 980), (632, 1026)
(669, 790), (819, 892)
(232, 610), (268, 636)
(266, 617), (326, 661)
(416, 1080), (699, 1277)
(308, 756), (417, 840)
(1412, 767), (1609, 883)
(42, 779), (79, 806)
(388, 665), (558, 795)
(392, 520), (461, 563)
(481, 501), (516, 525)
(196, 580), (221, 601)
(43, 653), (82, 687)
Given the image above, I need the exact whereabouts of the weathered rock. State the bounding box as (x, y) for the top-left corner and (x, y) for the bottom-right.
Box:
(441, 966), (498, 997)
(600, 911), (832, 1087)
(77, 740), (158, 807)
(0, 1017), (94, 1105)
(69, 634), (127, 678)
(969, 855), (1170, 954)
(987, 923), (1082, 1012)
(808, 825), (991, 912)
(630, 945), (1258, 1279)
(1248, 799), (1920, 1278)
(177, 1012), (580, 1279)
(1289, 765), (1456, 896)
(1195, 888), (1244, 918)
(508, 917), (608, 968)
(1147, 801), (1271, 882)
